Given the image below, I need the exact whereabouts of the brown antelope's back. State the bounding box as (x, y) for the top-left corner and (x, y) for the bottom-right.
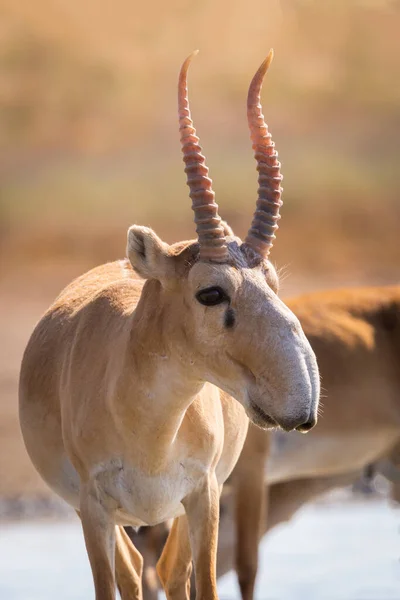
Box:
(289, 285), (400, 430)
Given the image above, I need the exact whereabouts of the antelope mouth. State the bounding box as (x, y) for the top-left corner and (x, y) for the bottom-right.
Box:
(248, 400), (278, 430)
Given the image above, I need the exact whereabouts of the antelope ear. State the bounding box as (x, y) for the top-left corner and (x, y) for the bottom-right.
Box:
(127, 226), (173, 280)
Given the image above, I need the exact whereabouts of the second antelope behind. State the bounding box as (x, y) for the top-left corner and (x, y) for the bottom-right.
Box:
(19, 50), (320, 600)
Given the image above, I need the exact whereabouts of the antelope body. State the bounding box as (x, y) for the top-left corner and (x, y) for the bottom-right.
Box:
(18, 51), (319, 600)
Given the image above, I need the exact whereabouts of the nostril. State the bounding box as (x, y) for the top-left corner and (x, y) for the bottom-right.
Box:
(296, 417), (317, 433)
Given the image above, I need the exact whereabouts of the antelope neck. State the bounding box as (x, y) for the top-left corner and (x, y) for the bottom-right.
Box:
(113, 284), (205, 468)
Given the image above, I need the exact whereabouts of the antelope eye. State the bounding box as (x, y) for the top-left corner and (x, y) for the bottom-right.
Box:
(196, 287), (229, 307)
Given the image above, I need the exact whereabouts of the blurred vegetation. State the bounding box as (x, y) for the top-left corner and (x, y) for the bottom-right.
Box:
(0, 0), (399, 281)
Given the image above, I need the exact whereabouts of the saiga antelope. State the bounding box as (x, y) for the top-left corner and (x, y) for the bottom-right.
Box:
(19, 50), (319, 600)
(132, 285), (400, 600)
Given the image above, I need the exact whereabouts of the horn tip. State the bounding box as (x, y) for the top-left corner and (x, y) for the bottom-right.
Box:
(179, 50), (199, 85)
(185, 49), (199, 64)
(260, 49), (274, 74)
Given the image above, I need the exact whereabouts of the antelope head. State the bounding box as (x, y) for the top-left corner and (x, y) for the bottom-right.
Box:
(127, 50), (320, 432)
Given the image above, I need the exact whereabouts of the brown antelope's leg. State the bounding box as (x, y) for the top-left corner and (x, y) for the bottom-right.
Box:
(125, 524), (170, 600)
(391, 480), (400, 503)
(379, 438), (400, 504)
(389, 438), (400, 504)
(79, 484), (117, 600)
(156, 516), (193, 600)
(265, 472), (362, 534)
(234, 424), (270, 600)
(115, 526), (144, 600)
(183, 474), (220, 600)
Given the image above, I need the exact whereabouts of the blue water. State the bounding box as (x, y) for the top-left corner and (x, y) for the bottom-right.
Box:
(1, 500), (399, 600)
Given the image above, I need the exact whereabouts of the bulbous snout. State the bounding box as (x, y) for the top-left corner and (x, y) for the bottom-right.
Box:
(245, 303), (320, 434)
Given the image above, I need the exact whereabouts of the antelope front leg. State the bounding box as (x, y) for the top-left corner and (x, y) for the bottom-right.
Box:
(183, 474), (220, 600)
(79, 483), (117, 600)
(234, 424), (270, 600)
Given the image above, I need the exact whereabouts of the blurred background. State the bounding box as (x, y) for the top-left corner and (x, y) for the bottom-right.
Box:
(0, 0), (399, 598)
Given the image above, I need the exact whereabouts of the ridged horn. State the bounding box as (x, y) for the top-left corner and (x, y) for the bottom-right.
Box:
(245, 49), (283, 259)
(178, 51), (228, 263)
